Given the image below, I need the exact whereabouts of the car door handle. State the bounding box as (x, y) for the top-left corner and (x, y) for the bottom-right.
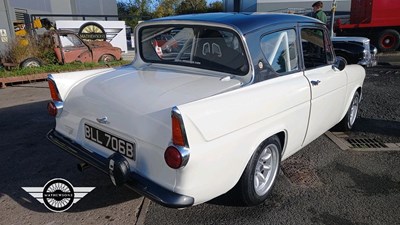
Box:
(311, 80), (321, 86)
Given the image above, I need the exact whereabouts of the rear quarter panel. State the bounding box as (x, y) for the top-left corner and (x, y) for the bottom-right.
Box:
(341, 64), (366, 120)
(173, 72), (311, 204)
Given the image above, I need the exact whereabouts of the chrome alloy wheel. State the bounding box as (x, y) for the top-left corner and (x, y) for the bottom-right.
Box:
(348, 93), (360, 128)
(253, 143), (280, 196)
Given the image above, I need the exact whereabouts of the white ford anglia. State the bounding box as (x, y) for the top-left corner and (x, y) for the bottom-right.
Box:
(47, 13), (365, 208)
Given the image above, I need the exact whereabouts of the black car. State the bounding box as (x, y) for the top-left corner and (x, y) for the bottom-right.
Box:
(332, 36), (377, 67)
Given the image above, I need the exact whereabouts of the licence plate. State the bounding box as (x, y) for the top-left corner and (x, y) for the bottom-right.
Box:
(84, 124), (136, 160)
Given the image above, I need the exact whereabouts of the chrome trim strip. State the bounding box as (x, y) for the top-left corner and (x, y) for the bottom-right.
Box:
(53, 100), (64, 117)
(175, 145), (190, 168)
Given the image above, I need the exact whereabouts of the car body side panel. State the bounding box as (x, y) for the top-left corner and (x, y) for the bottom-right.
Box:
(174, 72), (310, 204)
(62, 46), (92, 63)
(302, 65), (347, 145)
(178, 72), (310, 142)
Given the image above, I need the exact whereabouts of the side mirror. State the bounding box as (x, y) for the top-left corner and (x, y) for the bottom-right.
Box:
(333, 56), (346, 71)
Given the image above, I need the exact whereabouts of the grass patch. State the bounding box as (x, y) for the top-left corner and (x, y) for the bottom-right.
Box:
(0, 60), (131, 78)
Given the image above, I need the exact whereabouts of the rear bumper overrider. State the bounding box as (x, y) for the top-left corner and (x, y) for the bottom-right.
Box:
(47, 129), (194, 208)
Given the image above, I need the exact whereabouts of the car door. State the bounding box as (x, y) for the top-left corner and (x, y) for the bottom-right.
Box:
(301, 26), (347, 145)
(257, 28), (311, 157)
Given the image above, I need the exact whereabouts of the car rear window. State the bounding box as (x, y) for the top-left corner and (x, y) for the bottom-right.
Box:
(139, 25), (249, 75)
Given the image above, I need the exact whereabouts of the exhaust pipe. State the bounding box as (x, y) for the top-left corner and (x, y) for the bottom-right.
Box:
(77, 162), (90, 172)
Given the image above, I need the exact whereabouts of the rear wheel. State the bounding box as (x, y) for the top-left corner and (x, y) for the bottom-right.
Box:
(20, 58), (41, 68)
(238, 135), (281, 206)
(99, 54), (115, 63)
(377, 29), (400, 52)
(336, 91), (360, 131)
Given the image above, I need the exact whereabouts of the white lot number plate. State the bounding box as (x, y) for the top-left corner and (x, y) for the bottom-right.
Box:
(84, 124), (136, 160)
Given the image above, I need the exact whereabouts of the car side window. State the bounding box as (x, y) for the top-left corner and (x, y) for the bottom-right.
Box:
(260, 29), (299, 74)
(60, 34), (84, 48)
(301, 28), (333, 69)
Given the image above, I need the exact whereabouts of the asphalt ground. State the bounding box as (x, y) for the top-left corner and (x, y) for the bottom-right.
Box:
(0, 63), (399, 225)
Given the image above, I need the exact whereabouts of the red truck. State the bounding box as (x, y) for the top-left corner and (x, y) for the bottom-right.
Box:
(335, 0), (400, 52)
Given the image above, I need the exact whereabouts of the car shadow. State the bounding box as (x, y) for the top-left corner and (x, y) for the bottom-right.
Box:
(0, 100), (142, 213)
(353, 118), (400, 137)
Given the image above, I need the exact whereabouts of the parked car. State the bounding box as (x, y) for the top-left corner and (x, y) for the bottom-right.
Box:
(49, 30), (122, 64)
(46, 13), (365, 208)
(0, 29), (122, 69)
(332, 36), (377, 67)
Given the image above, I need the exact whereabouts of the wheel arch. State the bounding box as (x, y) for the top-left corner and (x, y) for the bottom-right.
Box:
(275, 131), (286, 155)
(339, 86), (363, 123)
(241, 129), (287, 174)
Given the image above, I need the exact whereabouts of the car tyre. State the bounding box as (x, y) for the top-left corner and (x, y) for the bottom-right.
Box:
(377, 29), (400, 52)
(238, 135), (281, 206)
(20, 58), (42, 68)
(336, 91), (360, 131)
(99, 54), (116, 63)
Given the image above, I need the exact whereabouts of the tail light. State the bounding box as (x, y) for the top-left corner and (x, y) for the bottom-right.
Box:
(47, 101), (63, 117)
(47, 102), (58, 117)
(172, 111), (187, 147)
(165, 107), (190, 169)
(48, 78), (61, 101)
(164, 146), (183, 169)
(47, 75), (63, 117)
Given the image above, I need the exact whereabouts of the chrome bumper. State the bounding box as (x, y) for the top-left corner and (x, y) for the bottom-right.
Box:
(47, 129), (194, 208)
(358, 56), (377, 67)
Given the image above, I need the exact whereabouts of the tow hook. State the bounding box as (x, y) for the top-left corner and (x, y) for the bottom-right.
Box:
(108, 153), (130, 186)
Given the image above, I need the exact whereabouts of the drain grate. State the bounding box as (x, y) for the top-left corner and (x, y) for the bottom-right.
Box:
(281, 157), (322, 188)
(346, 138), (388, 149)
(325, 131), (400, 151)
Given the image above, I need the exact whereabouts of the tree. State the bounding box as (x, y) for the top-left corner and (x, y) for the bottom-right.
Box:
(207, 1), (223, 13)
(117, 0), (153, 27)
(176, 0), (207, 15)
(153, 0), (180, 18)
